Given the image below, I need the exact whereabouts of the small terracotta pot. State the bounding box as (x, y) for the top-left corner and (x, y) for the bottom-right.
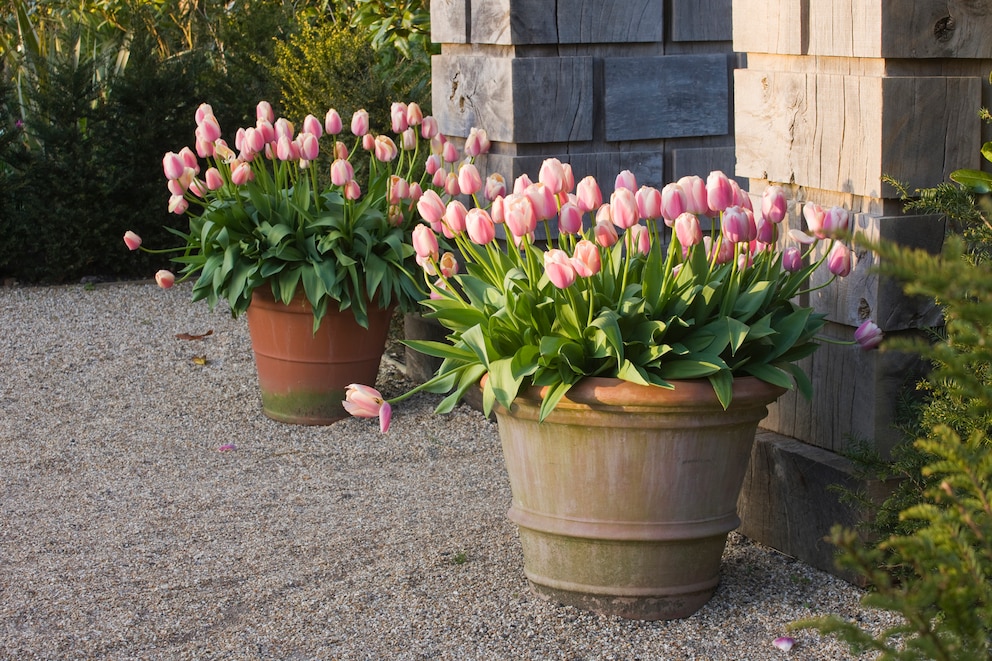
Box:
(245, 288), (393, 425)
(495, 376), (785, 620)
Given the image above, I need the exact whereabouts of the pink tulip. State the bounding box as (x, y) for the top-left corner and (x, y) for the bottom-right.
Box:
(575, 176), (603, 213)
(155, 270), (175, 289)
(324, 109), (342, 135)
(343, 384), (392, 433)
(195, 137), (214, 159)
(610, 187), (639, 229)
(197, 115), (221, 143)
(755, 214), (778, 244)
(443, 200), (469, 235)
(416, 190), (446, 226)
(390, 102), (409, 133)
(489, 196), (505, 224)
(761, 186), (788, 224)
(466, 208), (497, 245)
(243, 127), (265, 155)
(615, 170), (637, 192)
(526, 183), (558, 221)
(401, 127), (417, 151)
(561, 163), (575, 193)
(782, 245), (803, 272)
(439, 252), (459, 278)
(256, 100), (275, 123)
(458, 163), (483, 196)
(513, 173), (534, 194)
(443, 172), (461, 197)
(162, 152), (185, 180)
(231, 161), (252, 186)
(544, 249), (577, 289)
(674, 212), (703, 247)
(706, 170), (734, 214)
(255, 118), (275, 144)
(594, 217), (619, 248)
(720, 206), (749, 243)
(275, 136), (294, 161)
(362, 133), (375, 151)
(441, 141), (459, 164)
(464, 127), (490, 157)
(571, 239), (602, 277)
(344, 180), (361, 200)
(629, 224), (651, 255)
(827, 242), (852, 276)
(302, 114), (322, 139)
(409, 182), (423, 201)
(420, 116), (439, 140)
(374, 135), (398, 162)
(635, 186), (662, 220)
(504, 194), (538, 238)
(299, 132), (320, 161)
(558, 202), (583, 235)
(539, 158), (566, 194)
(485, 173), (507, 201)
(412, 223), (439, 260)
(331, 158), (355, 186)
(123, 231), (142, 251)
(406, 102), (423, 126)
(677, 175), (708, 215)
(388, 176), (410, 205)
(854, 320), (883, 350)
(660, 183), (687, 225)
(167, 179), (185, 196)
(195, 103), (214, 125)
(351, 109), (370, 136)
(425, 154), (442, 176)
(772, 637), (795, 652)
(822, 206), (851, 237)
(168, 195), (188, 215)
(803, 201), (825, 237)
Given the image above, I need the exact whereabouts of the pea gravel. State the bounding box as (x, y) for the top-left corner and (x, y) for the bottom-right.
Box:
(0, 281), (902, 660)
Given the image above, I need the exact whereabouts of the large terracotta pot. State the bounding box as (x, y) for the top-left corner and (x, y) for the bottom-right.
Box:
(245, 288), (393, 425)
(495, 376), (785, 620)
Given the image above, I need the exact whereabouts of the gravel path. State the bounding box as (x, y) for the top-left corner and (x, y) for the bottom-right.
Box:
(0, 282), (898, 660)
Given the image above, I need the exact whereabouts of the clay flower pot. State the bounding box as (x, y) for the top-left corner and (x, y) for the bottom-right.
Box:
(494, 377), (785, 620)
(246, 288), (393, 425)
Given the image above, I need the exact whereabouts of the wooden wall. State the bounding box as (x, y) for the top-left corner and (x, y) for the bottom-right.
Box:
(430, 0), (740, 194)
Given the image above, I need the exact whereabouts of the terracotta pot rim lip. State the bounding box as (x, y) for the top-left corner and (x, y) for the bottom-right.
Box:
(249, 286), (395, 312)
(509, 375), (787, 409)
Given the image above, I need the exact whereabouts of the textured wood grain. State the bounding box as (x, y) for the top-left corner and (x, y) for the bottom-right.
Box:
(430, 0), (468, 44)
(671, 0), (732, 42)
(735, 68), (983, 196)
(604, 55), (729, 141)
(734, 0), (992, 57)
(432, 54), (594, 143)
(670, 147), (737, 182)
(470, 0), (663, 45)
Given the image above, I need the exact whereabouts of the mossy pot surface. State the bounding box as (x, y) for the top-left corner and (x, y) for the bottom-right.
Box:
(246, 288), (393, 425)
(495, 377), (785, 620)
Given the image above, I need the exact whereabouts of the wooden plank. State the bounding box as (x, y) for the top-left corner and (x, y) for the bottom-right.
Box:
(732, 0), (804, 55)
(430, 0), (468, 44)
(470, 0), (662, 45)
(432, 55), (594, 144)
(735, 67), (983, 196)
(670, 146), (737, 182)
(671, 0), (732, 42)
(604, 55), (729, 141)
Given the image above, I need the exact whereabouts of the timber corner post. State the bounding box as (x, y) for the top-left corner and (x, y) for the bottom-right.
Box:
(733, 1), (992, 575)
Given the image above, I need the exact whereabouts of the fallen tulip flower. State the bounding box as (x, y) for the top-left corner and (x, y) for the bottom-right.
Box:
(772, 636), (795, 651)
(155, 270), (175, 289)
(343, 384), (392, 433)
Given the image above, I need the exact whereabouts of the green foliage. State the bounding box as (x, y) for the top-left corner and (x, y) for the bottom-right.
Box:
(797, 235), (992, 659)
(270, 20), (394, 132)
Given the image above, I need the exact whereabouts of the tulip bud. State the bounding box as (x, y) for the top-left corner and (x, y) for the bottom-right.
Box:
(827, 242), (852, 276)
(464, 127), (490, 157)
(123, 231), (142, 251)
(526, 183), (558, 221)
(782, 246), (803, 272)
(197, 115), (221, 143)
(677, 175), (708, 215)
(721, 206), (751, 244)
(544, 249), (577, 289)
(629, 224), (651, 255)
(406, 102), (423, 126)
(610, 187), (639, 229)
(195, 103), (214, 125)
(412, 224), (440, 260)
(539, 158), (566, 194)
(442, 141), (459, 164)
(168, 194), (188, 215)
(420, 116), (439, 140)
(443, 200), (469, 235)
(594, 217), (619, 248)
(331, 159), (354, 186)
(660, 183), (686, 226)
(439, 252), (459, 278)
(558, 202), (583, 235)
(466, 208), (496, 245)
(485, 173), (507, 201)
(256, 101), (275, 123)
(458, 163), (483, 196)
(342, 384), (391, 433)
(635, 186), (662, 220)
(374, 135), (398, 162)
(324, 109), (342, 135)
(444, 172), (461, 197)
(674, 212), (703, 248)
(299, 133), (320, 161)
(231, 161), (252, 186)
(342, 180), (360, 200)
(401, 127), (417, 151)
(571, 239), (602, 277)
(390, 102), (409, 133)
(163, 152), (185, 180)
(803, 201), (825, 237)
(854, 319), (883, 350)
(761, 185), (788, 224)
(513, 173), (534, 195)
(615, 170), (637, 192)
(576, 176), (603, 213)
(302, 114), (323, 139)
(504, 194), (538, 238)
(416, 190), (446, 226)
(351, 109), (370, 136)
(706, 170), (734, 214)
(155, 270), (175, 289)
(362, 133), (375, 151)
(822, 206), (851, 237)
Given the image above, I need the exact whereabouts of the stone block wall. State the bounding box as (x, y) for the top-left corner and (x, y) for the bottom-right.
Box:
(430, 0), (740, 194)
